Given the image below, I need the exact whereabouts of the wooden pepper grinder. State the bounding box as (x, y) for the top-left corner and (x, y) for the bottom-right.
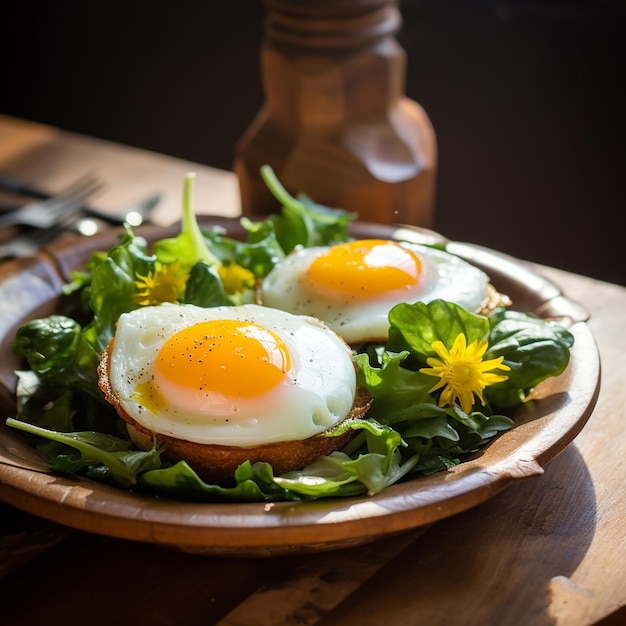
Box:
(233, 0), (437, 226)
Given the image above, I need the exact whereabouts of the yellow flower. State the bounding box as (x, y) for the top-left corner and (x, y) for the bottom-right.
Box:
(134, 262), (188, 305)
(217, 262), (255, 295)
(419, 333), (510, 414)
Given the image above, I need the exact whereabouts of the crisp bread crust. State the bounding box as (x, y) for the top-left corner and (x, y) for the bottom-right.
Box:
(98, 339), (372, 483)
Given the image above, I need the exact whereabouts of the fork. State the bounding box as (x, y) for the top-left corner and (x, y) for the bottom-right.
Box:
(0, 193), (162, 259)
(0, 212), (80, 259)
(0, 173), (103, 229)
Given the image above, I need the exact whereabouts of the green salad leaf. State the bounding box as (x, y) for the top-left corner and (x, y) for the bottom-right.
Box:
(152, 172), (221, 273)
(258, 164), (357, 253)
(484, 308), (574, 407)
(5, 169), (575, 502)
(6, 417), (162, 488)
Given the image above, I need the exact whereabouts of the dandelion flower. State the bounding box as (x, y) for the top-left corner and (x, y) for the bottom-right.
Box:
(218, 262), (255, 295)
(134, 262), (188, 305)
(420, 333), (510, 413)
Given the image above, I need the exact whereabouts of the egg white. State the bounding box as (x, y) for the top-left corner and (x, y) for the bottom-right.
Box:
(107, 303), (357, 447)
(261, 240), (490, 344)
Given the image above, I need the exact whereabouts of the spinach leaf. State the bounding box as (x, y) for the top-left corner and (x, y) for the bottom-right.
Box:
(484, 308), (574, 407)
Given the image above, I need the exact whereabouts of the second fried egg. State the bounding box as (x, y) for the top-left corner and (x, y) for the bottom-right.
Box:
(260, 239), (489, 343)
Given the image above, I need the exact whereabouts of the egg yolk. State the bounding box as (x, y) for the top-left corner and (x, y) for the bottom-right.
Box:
(153, 320), (292, 407)
(307, 239), (422, 298)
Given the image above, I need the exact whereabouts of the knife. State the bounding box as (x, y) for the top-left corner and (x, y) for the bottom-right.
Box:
(0, 175), (53, 200)
(0, 175), (161, 226)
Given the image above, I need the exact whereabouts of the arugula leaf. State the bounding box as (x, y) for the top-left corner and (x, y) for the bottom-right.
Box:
(276, 419), (417, 497)
(170, 215), (286, 281)
(85, 228), (156, 351)
(354, 350), (437, 422)
(6, 418), (160, 488)
(259, 165), (357, 252)
(4, 413), (418, 501)
(136, 461), (280, 502)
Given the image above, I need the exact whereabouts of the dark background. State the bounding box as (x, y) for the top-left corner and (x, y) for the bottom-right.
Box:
(2, 1), (625, 285)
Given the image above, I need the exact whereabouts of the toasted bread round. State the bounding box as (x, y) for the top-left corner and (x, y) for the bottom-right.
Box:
(477, 283), (512, 316)
(97, 340), (372, 484)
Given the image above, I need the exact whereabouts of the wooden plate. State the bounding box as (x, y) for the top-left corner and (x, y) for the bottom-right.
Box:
(0, 219), (600, 556)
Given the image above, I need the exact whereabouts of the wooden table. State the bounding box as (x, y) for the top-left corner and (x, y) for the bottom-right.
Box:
(0, 114), (624, 626)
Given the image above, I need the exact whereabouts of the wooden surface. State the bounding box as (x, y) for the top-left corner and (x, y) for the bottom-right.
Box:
(0, 114), (624, 625)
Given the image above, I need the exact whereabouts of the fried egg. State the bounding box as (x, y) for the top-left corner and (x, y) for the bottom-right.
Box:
(261, 239), (490, 343)
(104, 303), (357, 447)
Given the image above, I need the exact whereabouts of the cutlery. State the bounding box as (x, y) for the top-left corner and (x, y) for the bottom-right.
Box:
(0, 193), (161, 259)
(0, 174), (159, 227)
(0, 173), (103, 229)
(77, 193), (161, 227)
(0, 174), (54, 199)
